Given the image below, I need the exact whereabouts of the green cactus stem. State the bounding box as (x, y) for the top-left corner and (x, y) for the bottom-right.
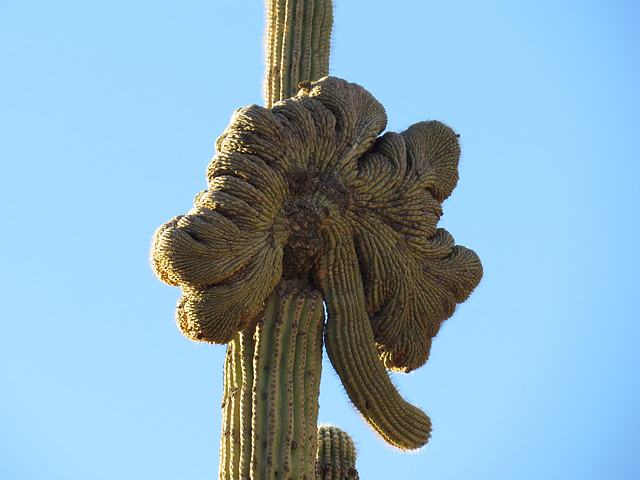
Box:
(264, 0), (333, 108)
(220, 279), (324, 479)
(316, 426), (359, 480)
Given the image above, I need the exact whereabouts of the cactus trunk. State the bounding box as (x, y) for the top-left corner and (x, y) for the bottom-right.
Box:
(216, 2), (334, 478)
(264, 0), (333, 108)
(219, 279), (325, 480)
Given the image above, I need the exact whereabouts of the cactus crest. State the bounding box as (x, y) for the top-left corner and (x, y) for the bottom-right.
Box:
(151, 76), (482, 451)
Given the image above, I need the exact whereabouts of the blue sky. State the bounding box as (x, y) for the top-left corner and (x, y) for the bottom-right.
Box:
(1, 1), (639, 479)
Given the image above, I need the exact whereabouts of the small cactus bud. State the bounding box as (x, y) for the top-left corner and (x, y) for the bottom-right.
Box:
(316, 426), (359, 480)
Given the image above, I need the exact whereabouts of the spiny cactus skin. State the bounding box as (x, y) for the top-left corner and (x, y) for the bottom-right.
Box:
(264, 0), (333, 108)
(150, 76), (482, 454)
(316, 426), (359, 480)
(220, 279), (324, 479)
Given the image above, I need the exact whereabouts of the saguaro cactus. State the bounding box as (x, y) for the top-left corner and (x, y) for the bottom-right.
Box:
(150, 1), (482, 479)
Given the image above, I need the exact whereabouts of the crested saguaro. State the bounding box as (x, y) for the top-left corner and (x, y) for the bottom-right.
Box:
(150, 1), (482, 479)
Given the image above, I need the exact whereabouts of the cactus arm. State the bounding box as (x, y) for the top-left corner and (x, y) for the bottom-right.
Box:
(317, 225), (432, 450)
(316, 426), (359, 479)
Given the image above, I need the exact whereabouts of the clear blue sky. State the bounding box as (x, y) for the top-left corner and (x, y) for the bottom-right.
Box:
(1, 1), (639, 479)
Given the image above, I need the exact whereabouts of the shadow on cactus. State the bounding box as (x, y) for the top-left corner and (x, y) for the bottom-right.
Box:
(151, 76), (482, 456)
